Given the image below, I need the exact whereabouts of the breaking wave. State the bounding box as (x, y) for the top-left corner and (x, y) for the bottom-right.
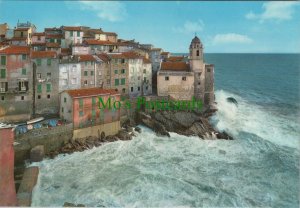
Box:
(31, 90), (299, 207)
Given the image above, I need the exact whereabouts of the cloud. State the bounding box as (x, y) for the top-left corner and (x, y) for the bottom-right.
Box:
(212, 33), (253, 45)
(246, 2), (300, 23)
(74, 1), (127, 22)
(173, 20), (204, 34)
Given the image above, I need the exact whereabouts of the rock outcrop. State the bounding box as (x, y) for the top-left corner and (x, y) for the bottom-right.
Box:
(139, 110), (233, 140)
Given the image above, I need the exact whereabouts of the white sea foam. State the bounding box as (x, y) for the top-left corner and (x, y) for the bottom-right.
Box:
(31, 90), (299, 207)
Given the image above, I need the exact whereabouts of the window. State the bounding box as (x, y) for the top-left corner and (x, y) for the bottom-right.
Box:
(20, 32), (23, 37)
(91, 71), (94, 76)
(50, 38), (54, 43)
(71, 78), (77, 84)
(70, 31), (73, 37)
(196, 50), (199, 56)
(131, 87), (133, 92)
(37, 73), (42, 79)
(182, 77), (186, 81)
(21, 96), (24, 100)
(165, 76), (169, 81)
(121, 69), (125, 74)
(79, 99), (83, 108)
(19, 81), (28, 91)
(207, 68), (211, 72)
(37, 59), (41, 66)
(22, 68), (26, 75)
(37, 95), (41, 99)
(1, 69), (6, 78)
(37, 84), (42, 93)
(0, 82), (7, 92)
(22, 54), (27, 60)
(121, 78), (125, 85)
(46, 83), (51, 92)
(64, 97), (67, 103)
(121, 59), (125, 63)
(84, 71), (88, 76)
(77, 31), (80, 37)
(138, 87), (140, 91)
(79, 111), (84, 117)
(37, 36), (41, 41)
(143, 69), (146, 73)
(47, 72), (51, 78)
(146, 86), (148, 90)
(0, 56), (6, 65)
(47, 94), (50, 99)
(1, 96), (4, 101)
(144, 77), (146, 82)
(84, 80), (88, 85)
(85, 62), (88, 66)
(122, 88), (125, 93)
(198, 82), (201, 85)
(62, 107), (64, 113)
(114, 69), (118, 74)
(115, 79), (119, 86)
(47, 59), (51, 66)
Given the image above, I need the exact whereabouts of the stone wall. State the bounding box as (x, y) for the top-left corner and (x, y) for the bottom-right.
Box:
(14, 124), (73, 165)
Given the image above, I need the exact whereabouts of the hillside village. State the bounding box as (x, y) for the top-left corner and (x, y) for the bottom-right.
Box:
(0, 21), (215, 137)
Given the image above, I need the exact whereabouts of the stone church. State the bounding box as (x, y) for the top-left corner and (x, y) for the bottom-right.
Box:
(157, 35), (214, 106)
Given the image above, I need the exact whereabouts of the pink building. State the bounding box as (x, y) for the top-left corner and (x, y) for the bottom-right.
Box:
(60, 88), (120, 129)
(0, 127), (17, 206)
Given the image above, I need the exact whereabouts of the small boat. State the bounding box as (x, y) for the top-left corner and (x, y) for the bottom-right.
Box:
(26, 117), (44, 125)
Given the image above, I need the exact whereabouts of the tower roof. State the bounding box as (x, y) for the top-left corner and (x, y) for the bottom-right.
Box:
(191, 36), (201, 44)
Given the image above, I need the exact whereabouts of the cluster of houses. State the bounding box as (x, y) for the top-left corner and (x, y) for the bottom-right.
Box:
(0, 21), (215, 132)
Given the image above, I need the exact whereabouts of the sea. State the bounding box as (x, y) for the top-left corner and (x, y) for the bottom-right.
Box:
(31, 54), (300, 207)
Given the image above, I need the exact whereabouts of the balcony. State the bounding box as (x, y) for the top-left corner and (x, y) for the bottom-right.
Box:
(0, 88), (6, 93)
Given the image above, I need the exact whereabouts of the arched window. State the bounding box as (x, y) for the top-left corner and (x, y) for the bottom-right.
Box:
(196, 50), (199, 56)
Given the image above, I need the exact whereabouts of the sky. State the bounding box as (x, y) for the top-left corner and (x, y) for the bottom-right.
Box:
(0, 1), (299, 53)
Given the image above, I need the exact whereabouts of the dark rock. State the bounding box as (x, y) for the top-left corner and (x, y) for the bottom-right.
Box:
(227, 97), (238, 106)
(135, 126), (142, 133)
(126, 126), (133, 132)
(30, 145), (45, 162)
(63, 202), (85, 207)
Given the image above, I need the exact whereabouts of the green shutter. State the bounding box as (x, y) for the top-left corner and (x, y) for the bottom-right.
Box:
(114, 70), (118, 74)
(37, 84), (42, 93)
(47, 59), (51, 66)
(22, 54), (26, 60)
(0, 56), (6, 65)
(84, 71), (88, 76)
(22, 68), (26, 75)
(121, 78), (125, 85)
(77, 31), (80, 37)
(0, 69), (6, 78)
(115, 79), (119, 86)
(37, 59), (41, 66)
(70, 31), (73, 37)
(92, 109), (96, 118)
(46, 83), (51, 92)
(121, 69), (125, 74)
(91, 71), (94, 76)
(79, 99), (83, 108)
(64, 97), (67, 103)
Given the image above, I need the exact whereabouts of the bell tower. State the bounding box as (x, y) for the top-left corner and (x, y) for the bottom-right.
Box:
(189, 35), (205, 100)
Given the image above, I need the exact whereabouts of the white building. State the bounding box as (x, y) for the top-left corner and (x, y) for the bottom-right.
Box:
(58, 56), (81, 92)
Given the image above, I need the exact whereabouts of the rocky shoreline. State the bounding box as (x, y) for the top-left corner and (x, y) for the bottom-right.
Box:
(46, 109), (233, 159)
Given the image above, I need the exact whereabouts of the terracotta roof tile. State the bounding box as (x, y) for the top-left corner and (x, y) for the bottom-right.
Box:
(31, 51), (57, 59)
(108, 51), (143, 59)
(0, 45), (30, 55)
(32, 32), (45, 36)
(62, 26), (82, 31)
(65, 88), (119, 98)
(10, 37), (27, 41)
(84, 39), (114, 45)
(78, 54), (96, 62)
(61, 48), (72, 55)
(46, 42), (60, 48)
(161, 62), (190, 71)
(97, 53), (110, 62)
(166, 56), (185, 62)
(31, 42), (46, 46)
(46, 34), (63, 39)
(161, 52), (170, 55)
(143, 58), (151, 64)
